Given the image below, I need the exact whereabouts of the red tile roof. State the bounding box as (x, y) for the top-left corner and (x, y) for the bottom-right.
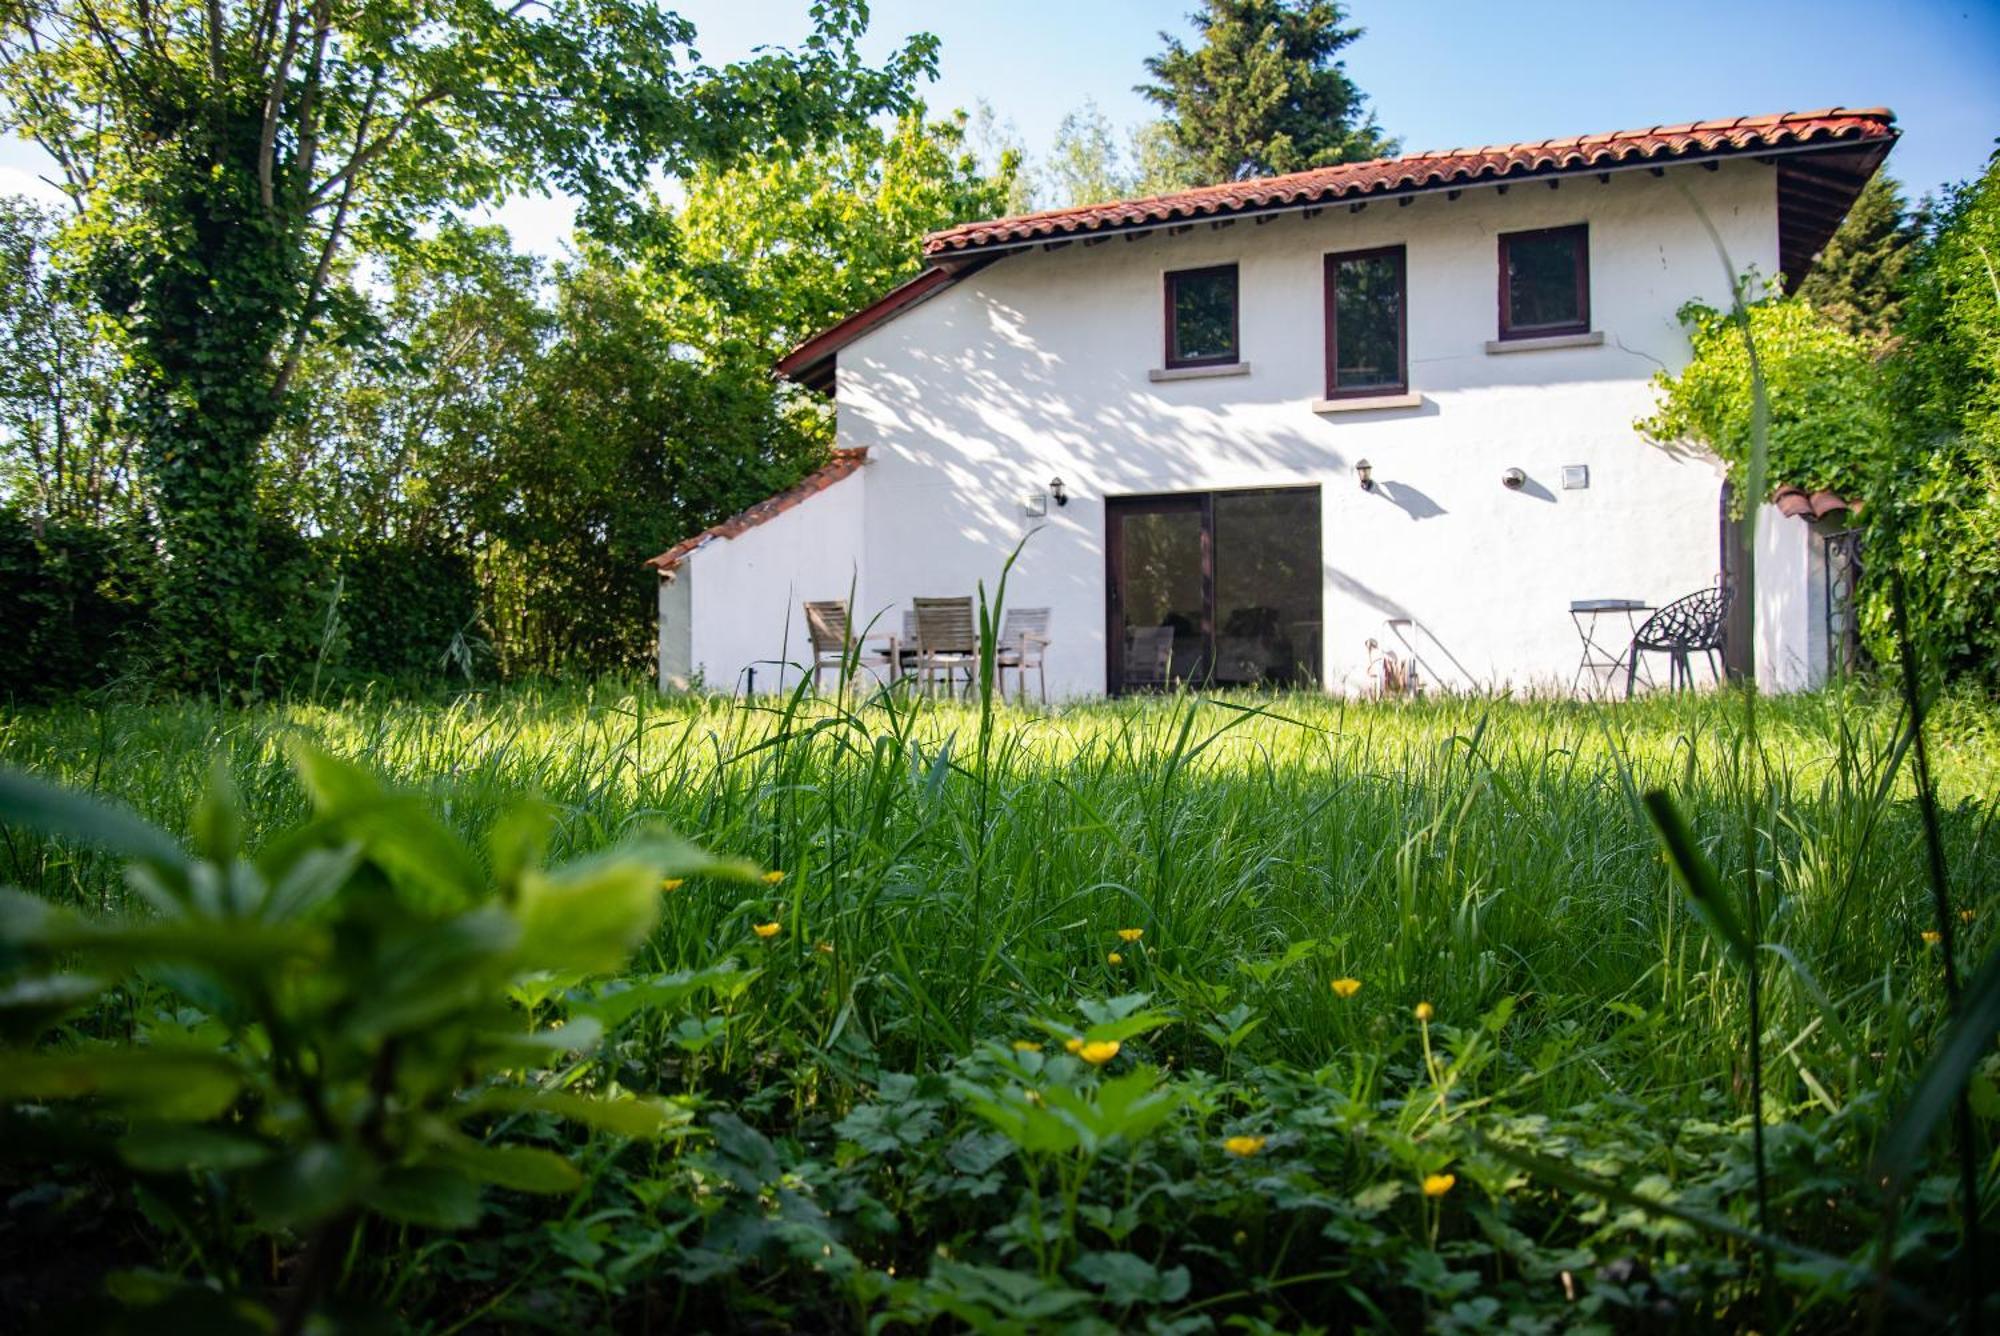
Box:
(1773, 485), (1857, 521)
(924, 108), (1896, 255)
(645, 449), (867, 572)
(778, 108), (1894, 392)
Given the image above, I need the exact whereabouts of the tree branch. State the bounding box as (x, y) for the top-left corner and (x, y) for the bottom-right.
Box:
(257, 4), (304, 213)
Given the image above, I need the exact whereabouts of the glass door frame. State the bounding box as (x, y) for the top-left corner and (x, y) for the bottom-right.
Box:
(1104, 486), (1323, 696)
(1105, 492), (1213, 696)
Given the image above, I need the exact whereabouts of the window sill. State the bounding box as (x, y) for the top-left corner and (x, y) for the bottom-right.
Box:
(1485, 330), (1604, 354)
(1312, 392), (1423, 414)
(1149, 361), (1250, 383)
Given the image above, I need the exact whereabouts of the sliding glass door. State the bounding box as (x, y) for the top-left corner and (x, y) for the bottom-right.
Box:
(1106, 487), (1322, 694)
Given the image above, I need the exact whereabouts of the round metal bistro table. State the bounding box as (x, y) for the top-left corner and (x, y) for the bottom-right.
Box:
(1570, 599), (1654, 699)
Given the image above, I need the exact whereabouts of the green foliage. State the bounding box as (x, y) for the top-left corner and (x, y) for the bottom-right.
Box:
(1139, 0), (1394, 183)
(0, 506), (155, 698)
(0, 0), (937, 687)
(0, 743), (753, 1326)
(1, 685), (1995, 1326)
(1875, 153), (2000, 685)
(1639, 292), (1888, 506)
(1797, 173), (1919, 350)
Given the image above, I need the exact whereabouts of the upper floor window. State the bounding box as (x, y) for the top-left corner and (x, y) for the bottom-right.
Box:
(1164, 264), (1239, 368)
(1498, 224), (1589, 339)
(1323, 244), (1406, 398)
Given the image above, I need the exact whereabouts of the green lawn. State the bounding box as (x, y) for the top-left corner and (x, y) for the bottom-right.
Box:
(2, 683), (1995, 1330)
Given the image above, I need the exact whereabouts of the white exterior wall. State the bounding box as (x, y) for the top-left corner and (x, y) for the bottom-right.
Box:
(1754, 506), (1828, 692)
(677, 467), (867, 694)
(679, 159), (1800, 697)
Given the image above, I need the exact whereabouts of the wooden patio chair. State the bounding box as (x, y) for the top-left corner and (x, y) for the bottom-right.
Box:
(995, 607), (1053, 704)
(1123, 626), (1175, 691)
(803, 600), (898, 694)
(912, 596), (979, 698)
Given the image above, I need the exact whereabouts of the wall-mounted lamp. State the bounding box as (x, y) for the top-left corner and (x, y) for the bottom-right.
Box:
(1354, 459), (1375, 492)
(1048, 476), (1069, 507)
(1501, 467), (1527, 491)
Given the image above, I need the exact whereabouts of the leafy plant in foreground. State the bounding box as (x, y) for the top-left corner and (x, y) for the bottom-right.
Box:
(0, 745), (752, 1329)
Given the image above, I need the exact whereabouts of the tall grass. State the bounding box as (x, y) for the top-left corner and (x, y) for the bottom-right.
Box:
(3, 682), (1993, 1113)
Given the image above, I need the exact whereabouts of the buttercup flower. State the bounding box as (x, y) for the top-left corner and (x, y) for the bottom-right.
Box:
(1064, 1037), (1084, 1054)
(814, 940), (835, 955)
(1923, 931), (1942, 945)
(1077, 1040), (1120, 1065)
(1012, 1040), (1043, 1053)
(1118, 928), (1144, 943)
(1107, 951), (1124, 965)
(763, 870), (786, 885)
(753, 921), (782, 939)
(1331, 977), (1362, 999)
(1414, 1001), (1435, 1022)
(660, 878), (685, 891)
(1423, 1173), (1456, 1198)
(1962, 909), (1977, 924)
(1223, 1135), (1267, 1157)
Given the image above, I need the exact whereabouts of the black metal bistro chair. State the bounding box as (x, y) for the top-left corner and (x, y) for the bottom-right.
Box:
(1625, 583), (1733, 697)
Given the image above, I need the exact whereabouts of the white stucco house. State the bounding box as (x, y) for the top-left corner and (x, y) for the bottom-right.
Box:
(649, 107), (1895, 699)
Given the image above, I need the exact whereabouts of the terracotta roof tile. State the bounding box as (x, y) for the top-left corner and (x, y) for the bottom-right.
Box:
(1773, 485), (1858, 520)
(646, 449), (867, 571)
(924, 108), (1896, 255)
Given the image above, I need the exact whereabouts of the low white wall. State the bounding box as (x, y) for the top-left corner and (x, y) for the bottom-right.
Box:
(679, 466), (868, 694)
(1754, 506), (1825, 692)
(833, 159), (1775, 697)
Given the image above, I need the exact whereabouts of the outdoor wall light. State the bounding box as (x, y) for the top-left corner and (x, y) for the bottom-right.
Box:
(1049, 477), (1069, 507)
(1354, 459), (1375, 492)
(1502, 467), (1527, 491)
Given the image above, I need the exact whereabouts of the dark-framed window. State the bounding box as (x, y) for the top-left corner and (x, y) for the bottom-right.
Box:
(1323, 245), (1406, 398)
(1164, 264), (1240, 368)
(1498, 224), (1590, 339)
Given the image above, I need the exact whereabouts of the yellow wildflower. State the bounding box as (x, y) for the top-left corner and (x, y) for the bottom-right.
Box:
(1117, 928), (1144, 943)
(1331, 977), (1362, 999)
(1923, 930), (1942, 945)
(763, 870), (786, 885)
(1064, 1037), (1084, 1054)
(1223, 1135), (1267, 1157)
(1414, 1001), (1435, 1022)
(1107, 951), (1124, 965)
(814, 940), (835, 955)
(1012, 1040), (1043, 1053)
(1078, 1040), (1120, 1065)
(752, 921), (782, 939)
(1962, 909), (1977, 924)
(660, 878), (686, 891)
(1423, 1172), (1456, 1198)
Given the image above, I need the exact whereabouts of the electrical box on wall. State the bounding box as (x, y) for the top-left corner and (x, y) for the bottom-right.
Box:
(1562, 465), (1590, 490)
(1022, 493), (1048, 518)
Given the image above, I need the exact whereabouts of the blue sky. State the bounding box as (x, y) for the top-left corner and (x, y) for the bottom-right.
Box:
(2, 1), (1994, 255)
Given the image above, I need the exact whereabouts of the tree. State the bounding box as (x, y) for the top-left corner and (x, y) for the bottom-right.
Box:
(1638, 292), (1889, 508)
(1139, 0), (1393, 184)
(1877, 153), (2000, 684)
(0, 0), (936, 686)
(0, 197), (134, 527)
(1797, 173), (1918, 350)
(1042, 100), (1132, 208)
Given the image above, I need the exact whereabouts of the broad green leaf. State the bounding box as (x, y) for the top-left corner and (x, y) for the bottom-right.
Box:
(48, 918), (324, 975)
(119, 1123), (272, 1173)
(1071, 1250), (1191, 1305)
(570, 962), (749, 1030)
(0, 1050), (241, 1121)
(285, 744), (484, 908)
(437, 1142), (582, 1194)
(244, 1142), (369, 1227)
(512, 858), (661, 977)
(464, 1087), (690, 1138)
(474, 1016), (605, 1067)
(0, 971), (105, 1041)
(362, 1164), (483, 1229)
(0, 765), (187, 871)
